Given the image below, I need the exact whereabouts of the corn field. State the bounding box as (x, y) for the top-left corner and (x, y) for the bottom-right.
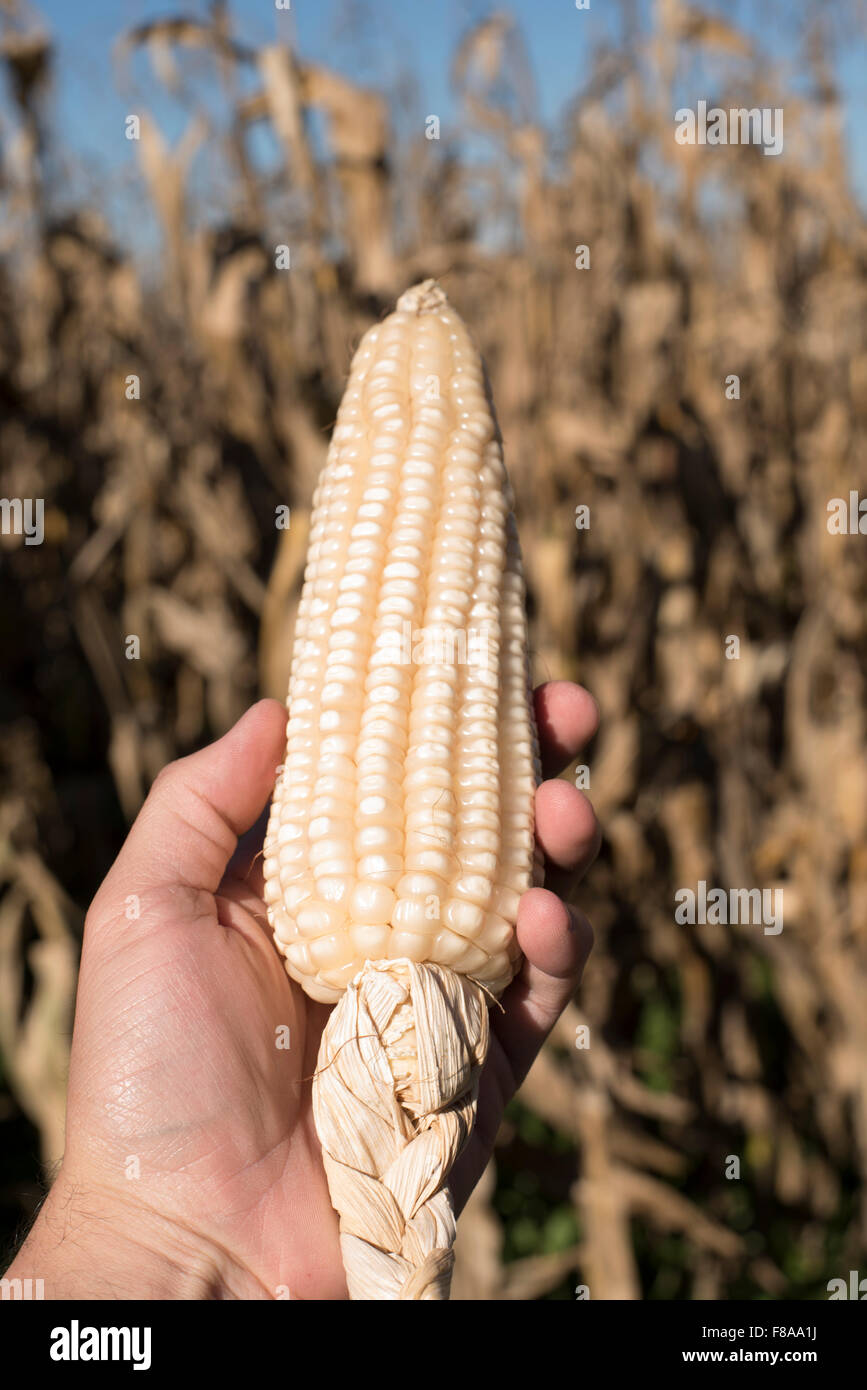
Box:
(1, 0), (866, 1299)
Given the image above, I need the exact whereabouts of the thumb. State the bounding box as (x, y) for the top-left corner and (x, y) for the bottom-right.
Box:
(89, 699), (287, 923)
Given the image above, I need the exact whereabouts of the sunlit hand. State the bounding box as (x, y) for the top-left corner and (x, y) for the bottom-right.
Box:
(6, 684), (598, 1300)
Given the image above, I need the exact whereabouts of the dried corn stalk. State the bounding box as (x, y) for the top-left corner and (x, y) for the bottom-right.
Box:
(263, 280), (541, 1299)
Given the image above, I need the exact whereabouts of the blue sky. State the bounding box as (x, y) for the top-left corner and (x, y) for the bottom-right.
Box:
(23, 0), (867, 236)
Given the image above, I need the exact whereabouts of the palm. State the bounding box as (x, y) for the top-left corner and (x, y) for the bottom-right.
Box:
(66, 873), (347, 1297)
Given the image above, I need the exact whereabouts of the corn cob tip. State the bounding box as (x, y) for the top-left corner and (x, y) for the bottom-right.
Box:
(396, 278), (448, 315)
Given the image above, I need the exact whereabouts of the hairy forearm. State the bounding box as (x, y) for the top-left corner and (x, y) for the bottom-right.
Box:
(3, 1170), (265, 1300)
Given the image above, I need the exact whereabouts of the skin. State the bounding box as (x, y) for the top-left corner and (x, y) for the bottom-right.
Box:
(5, 682), (599, 1300)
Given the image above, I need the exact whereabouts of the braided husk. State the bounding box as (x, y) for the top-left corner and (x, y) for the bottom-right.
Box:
(312, 958), (490, 1300)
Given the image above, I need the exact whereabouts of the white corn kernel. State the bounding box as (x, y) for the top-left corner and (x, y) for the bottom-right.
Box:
(263, 280), (540, 1004)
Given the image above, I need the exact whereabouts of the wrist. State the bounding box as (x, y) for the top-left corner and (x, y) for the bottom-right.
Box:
(5, 1169), (262, 1300)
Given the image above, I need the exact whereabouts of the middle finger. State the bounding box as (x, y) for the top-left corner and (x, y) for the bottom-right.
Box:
(534, 777), (601, 898)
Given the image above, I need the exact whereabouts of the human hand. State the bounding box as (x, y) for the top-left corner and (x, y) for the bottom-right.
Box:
(6, 683), (598, 1300)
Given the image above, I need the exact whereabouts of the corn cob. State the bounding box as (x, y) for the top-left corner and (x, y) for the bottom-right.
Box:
(263, 279), (541, 1299)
